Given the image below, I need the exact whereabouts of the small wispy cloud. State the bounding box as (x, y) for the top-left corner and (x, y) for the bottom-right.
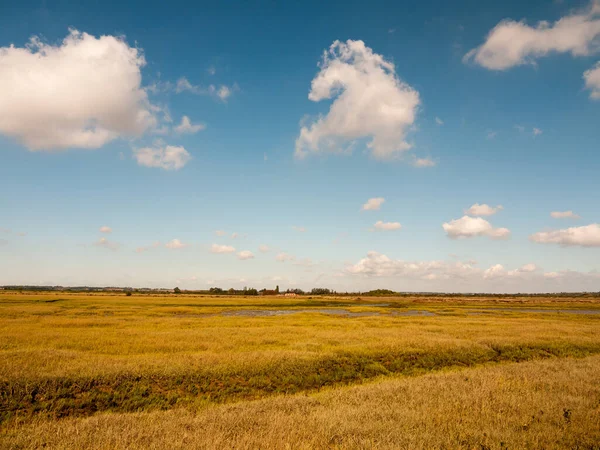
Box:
(371, 221), (402, 231)
(133, 144), (191, 171)
(237, 250), (255, 260)
(464, 203), (503, 216)
(174, 116), (205, 134)
(175, 77), (238, 102)
(165, 239), (189, 249)
(276, 252), (295, 262)
(211, 244), (236, 254)
(550, 210), (580, 219)
(413, 157), (436, 168)
(362, 197), (385, 211)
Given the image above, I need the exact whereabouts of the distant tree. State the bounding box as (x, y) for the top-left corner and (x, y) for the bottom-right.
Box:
(310, 288), (332, 295)
(174, 287), (181, 294)
(246, 288), (258, 296)
(365, 289), (396, 296)
(275, 285), (280, 294)
(126, 291), (132, 297)
(228, 288), (235, 295)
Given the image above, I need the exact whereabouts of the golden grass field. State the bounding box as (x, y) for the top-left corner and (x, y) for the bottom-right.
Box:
(1, 291), (599, 449)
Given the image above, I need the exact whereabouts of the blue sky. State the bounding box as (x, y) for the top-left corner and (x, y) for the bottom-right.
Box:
(1, 0), (599, 292)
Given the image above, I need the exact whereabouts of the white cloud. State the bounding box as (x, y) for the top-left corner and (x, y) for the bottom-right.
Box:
(464, 203), (504, 216)
(519, 263), (538, 273)
(215, 230), (227, 237)
(584, 62), (600, 99)
(515, 124), (525, 132)
(175, 77), (237, 101)
(175, 77), (197, 94)
(542, 270), (600, 283)
(362, 197), (385, 211)
(551, 210), (581, 219)
(237, 250), (255, 260)
(485, 263), (541, 279)
(530, 223), (600, 247)
(99, 226), (112, 234)
(372, 220), (402, 231)
(276, 252), (295, 262)
(295, 40), (420, 160)
(412, 157), (436, 168)
(94, 237), (119, 251)
(292, 226), (306, 233)
(216, 85), (232, 101)
(435, 117), (444, 125)
(165, 239), (188, 249)
(211, 243), (236, 254)
(231, 232), (239, 239)
(345, 253), (553, 288)
(486, 130), (497, 140)
(483, 264), (505, 279)
(443, 216), (510, 240)
(464, 1), (600, 70)
(259, 244), (270, 253)
(346, 251), (479, 280)
(133, 144), (191, 170)
(543, 271), (561, 279)
(207, 66), (216, 76)
(174, 116), (205, 134)
(533, 127), (543, 136)
(0, 29), (156, 150)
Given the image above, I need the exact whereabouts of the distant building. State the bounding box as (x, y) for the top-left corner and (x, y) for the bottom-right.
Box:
(284, 292), (297, 297)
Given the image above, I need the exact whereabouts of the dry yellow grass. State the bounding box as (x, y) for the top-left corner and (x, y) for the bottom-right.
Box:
(1, 291), (599, 448)
(2, 355), (599, 449)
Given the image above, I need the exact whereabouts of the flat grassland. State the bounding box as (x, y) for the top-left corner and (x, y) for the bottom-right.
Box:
(1, 292), (599, 449)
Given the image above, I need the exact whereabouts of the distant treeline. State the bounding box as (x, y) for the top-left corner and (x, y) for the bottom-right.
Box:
(2, 285), (600, 297)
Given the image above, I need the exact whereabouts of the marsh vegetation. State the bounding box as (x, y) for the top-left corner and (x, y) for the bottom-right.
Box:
(1, 292), (599, 448)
